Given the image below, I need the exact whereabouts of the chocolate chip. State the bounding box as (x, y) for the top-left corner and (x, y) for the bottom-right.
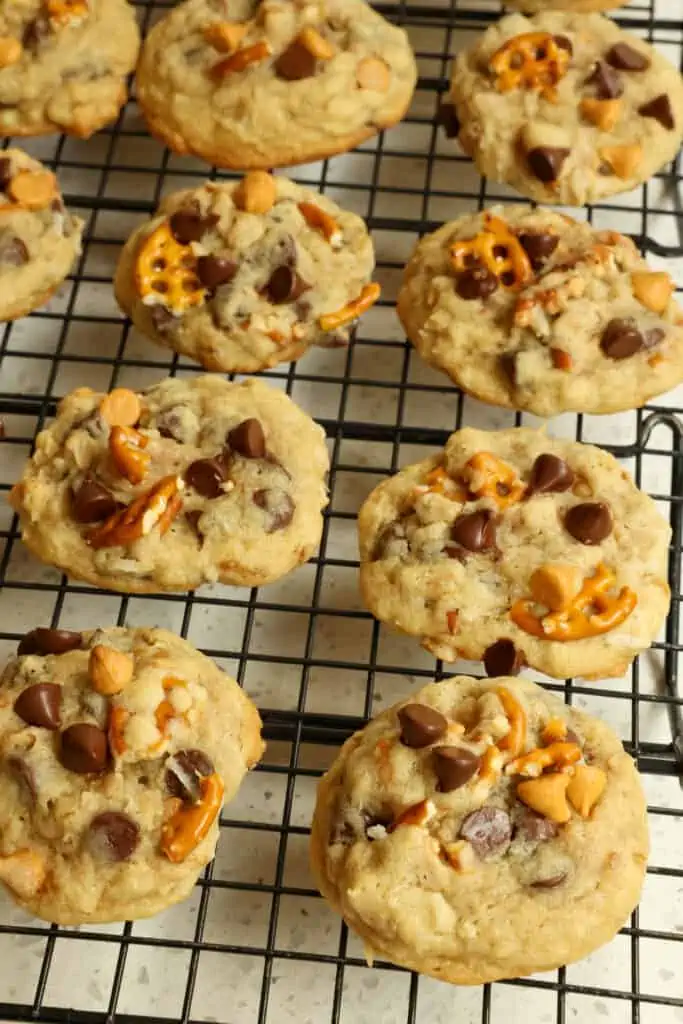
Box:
(7, 757), (37, 804)
(460, 807), (511, 858)
(606, 43), (650, 72)
(564, 502), (612, 545)
(264, 265), (310, 304)
(14, 684), (62, 730)
(397, 704), (448, 748)
(451, 509), (496, 552)
(18, 628), (82, 656)
(0, 236), (29, 266)
(0, 157), (11, 191)
(531, 872), (567, 889)
(88, 812), (140, 862)
(499, 351), (518, 387)
(514, 807), (559, 843)
(149, 304), (178, 335)
(600, 318), (645, 360)
(169, 210), (218, 245)
(22, 17), (50, 49)
(197, 255), (238, 290)
(455, 266), (498, 301)
(71, 475), (119, 523)
(638, 93), (675, 130)
(554, 35), (573, 54)
(275, 39), (318, 81)
(156, 406), (189, 442)
(185, 456), (228, 498)
(585, 60), (623, 99)
(165, 749), (214, 803)
(433, 746), (480, 792)
(436, 100), (460, 139)
(60, 724), (108, 774)
(527, 147), (570, 183)
(528, 453), (575, 495)
(517, 232), (559, 270)
(483, 639), (524, 677)
(227, 418), (266, 458)
(253, 488), (295, 532)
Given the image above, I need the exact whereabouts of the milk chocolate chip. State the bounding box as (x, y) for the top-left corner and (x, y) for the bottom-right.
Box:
(600, 318), (644, 359)
(197, 255), (238, 290)
(14, 683), (62, 730)
(564, 502), (612, 545)
(433, 746), (480, 792)
(253, 489), (295, 532)
(585, 60), (623, 99)
(169, 210), (218, 244)
(638, 94), (675, 130)
(185, 456), (228, 498)
(72, 475), (119, 523)
(515, 807), (559, 843)
(88, 812), (140, 862)
(517, 232), (559, 270)
(451, 509), (496, 552)
(606, 43), (650, 72)
(264, 264), (310, 304)
(460, 806), (511, 857)
(527, 147), (569, 183)
(227, 418), (266, 458)
(483, 639), (524, 677)
(397, 703), (448, 748)
(166, 749), (214, 803)
(455, 266), (498, 301)
(60, 724), (108, 774)
(528, 453), (575, 494)
(18, 628), (82, 656)
(275, 40), (317, 81)
(0, 157), (11, 190)
(436, 100), (460, 139)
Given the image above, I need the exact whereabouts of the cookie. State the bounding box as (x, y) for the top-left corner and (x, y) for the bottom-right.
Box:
(310, 675), (648, 984)
(0, 0), (140, 138)
(397, 206), (683, 416)
(449, 12), (683, 205)
(358, 427), (670, 679)
(0, 626), (263, 924)
(114, 173), (377, 373)
(0, 148), (83, 321)
(135, 0), (417, 169)
(9, 375), (329, 593)
(506, 0), (627, 10)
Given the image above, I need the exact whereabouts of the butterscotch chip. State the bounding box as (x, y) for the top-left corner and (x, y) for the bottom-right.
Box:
(579, 97), (620, 131)
(8, 170), (57, 210)
(233, 170), (276, 214)
(356, 56), (391, 92)
(99, 388), (141, 428)
(203, 21), (248, 54)
(297, 26), (335, 61)
(598, 143), (643, 179)
(0, 37), (22, 68)
(630, 271), (674, 314)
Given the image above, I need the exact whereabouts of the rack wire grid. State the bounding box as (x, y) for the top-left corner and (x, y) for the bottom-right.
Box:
(1, 0), (683, 1022)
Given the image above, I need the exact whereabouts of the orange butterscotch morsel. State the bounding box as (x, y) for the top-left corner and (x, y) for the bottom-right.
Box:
(0, 37), (22, 68)
(517, 771), (571, 824)
(489, 32), (571, 96)
(297, 26), (335, 61)
(109, 425), (150, 485)
(496, 686), (526, 759)
(579, 97), (621, 132)
(203, 20), (248, 53)
(135, 221), (206, 316)
(598, 143), (643, 180)
(318, 282), (380, 332)
(510, 562), (637, 642)
(7, 170), (57, 210)
(89, 645), (134, 696)
(450, 214), (533, 292)
(298, 201), (342, 247)
(566, 764), (606, 817)
(234, 170), (277, 214)
(161, 772), (225, 863)
(0, 850), (47, 899)
(505, 740), (581, 778)
(99, 388), (141, 428)
(529, 563), (583, 613)
(87, 474), (184, 549)
(357, 56), (391, 92)
(462, 451), (525, 509)
(631, 271), (674, 314)
(212, 40), (271, 78)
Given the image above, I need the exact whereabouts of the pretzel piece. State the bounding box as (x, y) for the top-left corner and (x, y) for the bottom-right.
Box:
(298, 202), (342, 247)
(510, 563), (637, 641)
(415, 465), (467, 501)
(505, 741), (581, 778)
(461, 451), (525, 508)
(450, 214), (532, 292)
(86, 475), (184, 549)
(161, 772), (224, 862)
(489, 32), (571, 96)
(46, 0), (89, 25)
(318, 283), (380, 331)
(496, 687), (526, 759)
(134, 222), (206, 316)
(109, 425), (150, 485)
(108, 704), (129, 756)
(212, 40), (272, 78)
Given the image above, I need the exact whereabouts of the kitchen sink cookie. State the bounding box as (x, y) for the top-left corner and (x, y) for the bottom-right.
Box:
(0, 148), (83, 321)
(358, 426), (670, 679)
(9, 375), (329, 593)
(397, 206), (683, 416)
(114, 173), (377, 373)
(0, 625), (263, 924)
(0, 0), (140, 138)
(135, 0), (417, 169)
(311, 675), (648, 984)
(449, 12), (683, 205)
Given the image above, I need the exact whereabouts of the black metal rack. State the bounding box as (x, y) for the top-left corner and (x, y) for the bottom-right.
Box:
(1, 1), (682, 1021)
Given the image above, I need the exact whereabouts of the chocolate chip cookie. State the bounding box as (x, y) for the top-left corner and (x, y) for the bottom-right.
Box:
(449, 12), (683, 204)
(507, 0), (627, 10)
(0, 148), (83, 321)
(0, 0), (140, 138)
(311, 675), (648, 984)
(397, 206), (683, 416)
(9, 375), (329, 593)
(135, 0), (417, 169)
(0, 626), (263, 924)
(114, 173), (377, 373)
(358, 426), (670, 680)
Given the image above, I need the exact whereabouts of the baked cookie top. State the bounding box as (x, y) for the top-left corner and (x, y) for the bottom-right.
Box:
(136, 0), (417, 169)
(9, 375), (330, 593)
(450, 12), (683, 205)
(114, 173), (377, 374)
(0, 626), (263, 924)
(506, 0), (627, 10)
(311, 675), (648, 984)
(0, 0), (140, 138)
(397, 206), (683, 417)
(0, 147), (83, 321)
(358, 427), (670, 680)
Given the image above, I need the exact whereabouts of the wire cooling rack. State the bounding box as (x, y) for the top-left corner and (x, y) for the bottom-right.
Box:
(1, 1), (683, 1021)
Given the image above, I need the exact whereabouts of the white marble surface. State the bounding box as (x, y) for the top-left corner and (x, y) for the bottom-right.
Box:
(1, 1), (683, 1021)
